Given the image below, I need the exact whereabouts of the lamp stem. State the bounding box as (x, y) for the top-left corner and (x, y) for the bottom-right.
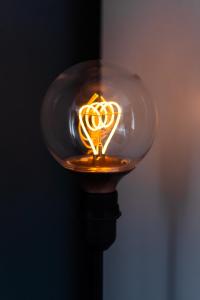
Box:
(89, 250), (103, 300)
(82, 190), (121, 300)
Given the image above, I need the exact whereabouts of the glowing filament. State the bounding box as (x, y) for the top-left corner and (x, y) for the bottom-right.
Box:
(78, 93), (121, 156)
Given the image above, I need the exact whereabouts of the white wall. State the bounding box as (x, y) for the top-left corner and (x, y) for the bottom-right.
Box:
(102, 1), (200, 299)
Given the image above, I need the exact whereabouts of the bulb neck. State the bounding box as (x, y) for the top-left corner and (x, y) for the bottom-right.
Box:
(75, 171), (127, 193)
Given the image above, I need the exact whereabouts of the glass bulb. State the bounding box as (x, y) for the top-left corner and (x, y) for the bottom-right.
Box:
(41, 60), (157, 174)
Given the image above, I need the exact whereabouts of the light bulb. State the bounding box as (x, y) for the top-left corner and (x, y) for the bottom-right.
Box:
(41, 60), (157, 185)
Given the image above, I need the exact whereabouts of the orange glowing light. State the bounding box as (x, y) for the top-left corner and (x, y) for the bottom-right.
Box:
(78, 93), (121, 156)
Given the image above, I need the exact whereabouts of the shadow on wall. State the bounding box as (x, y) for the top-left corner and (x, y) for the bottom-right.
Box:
(0, 0), (101, 299)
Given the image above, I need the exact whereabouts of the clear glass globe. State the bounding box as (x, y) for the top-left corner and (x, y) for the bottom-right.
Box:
(41, 60), (157, 174)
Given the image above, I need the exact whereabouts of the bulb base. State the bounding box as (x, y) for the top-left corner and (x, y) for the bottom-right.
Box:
(82, 190), (121, 251)
(52, 153), (135, 192)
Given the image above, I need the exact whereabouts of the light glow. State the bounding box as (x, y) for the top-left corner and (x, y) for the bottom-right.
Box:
(78, 93), (121, 156)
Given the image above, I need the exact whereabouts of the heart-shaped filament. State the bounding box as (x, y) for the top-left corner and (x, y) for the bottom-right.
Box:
(78, 93), (121, 156)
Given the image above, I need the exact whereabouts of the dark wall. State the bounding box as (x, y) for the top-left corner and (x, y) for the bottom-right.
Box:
(0, 1), (100, 299)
